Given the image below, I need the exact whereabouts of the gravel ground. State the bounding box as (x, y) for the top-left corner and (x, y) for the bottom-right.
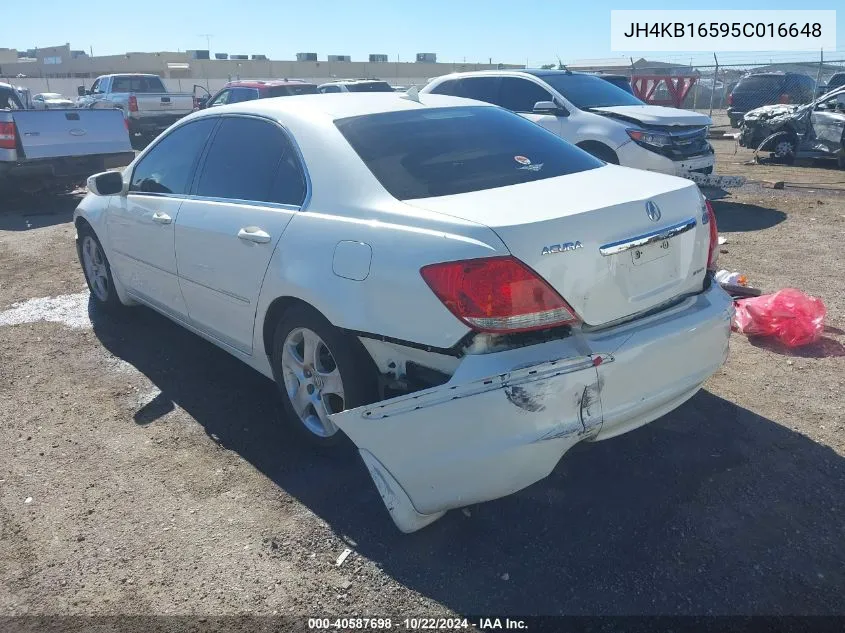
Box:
(1, 164), (843, 628)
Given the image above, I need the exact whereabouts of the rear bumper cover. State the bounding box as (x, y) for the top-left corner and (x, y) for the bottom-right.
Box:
(331, 282), (733, 532)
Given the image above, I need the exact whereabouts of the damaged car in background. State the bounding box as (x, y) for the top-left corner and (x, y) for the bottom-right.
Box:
(73, 93), (733, 532)
(738, 85), (845, 167)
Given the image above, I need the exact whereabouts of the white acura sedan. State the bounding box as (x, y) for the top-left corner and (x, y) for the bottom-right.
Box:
(74, 93), (733, 532)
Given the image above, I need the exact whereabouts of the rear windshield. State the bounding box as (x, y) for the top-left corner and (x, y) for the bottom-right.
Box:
(268, 84), (319, 97)
(734, 75), (784, 91)
(112, 76), (166, 93)
(346, 82), (394, 93)
(335, 106), (603, 200)
(540, 73), (644, 108)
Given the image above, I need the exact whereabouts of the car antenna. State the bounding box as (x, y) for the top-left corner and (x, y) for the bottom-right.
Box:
(401, 85), (421, 103)
(556, 55), (571, 74)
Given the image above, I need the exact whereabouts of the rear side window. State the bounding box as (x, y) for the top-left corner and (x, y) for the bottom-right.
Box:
(228, 87), (259, 103)
(346, 82), (394, 93)
(457, 77), (500, 103)
(195, 117), (306, 205)
(497, 78), (554, 112)
(131, 119), (217, 194)
(335, 106), (603, 200)
(320, 85), (342, 93)
(268, 84), (319, 97)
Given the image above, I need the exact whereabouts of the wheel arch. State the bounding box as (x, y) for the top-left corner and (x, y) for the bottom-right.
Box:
(261, 295), (324, 360)
(576, 140), (620, 164)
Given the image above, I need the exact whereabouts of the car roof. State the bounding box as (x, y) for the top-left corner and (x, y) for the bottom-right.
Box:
(322, 79), (389, 85)
(190, 92), (489, 121)
(226, 79), (316, 88)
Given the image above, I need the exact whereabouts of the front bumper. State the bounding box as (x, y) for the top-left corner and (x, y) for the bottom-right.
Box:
(331, 282), (734, 532)
(615, 140), (715, 177)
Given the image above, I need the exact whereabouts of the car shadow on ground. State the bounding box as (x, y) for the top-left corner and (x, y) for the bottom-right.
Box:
(0, 192), (82, 231)
(710, 201), (787, 233)
(91, 303), (845, 616)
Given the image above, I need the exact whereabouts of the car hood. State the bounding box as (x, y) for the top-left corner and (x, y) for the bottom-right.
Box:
(44, 99), (73, 105)
(590, 105), (712, 126)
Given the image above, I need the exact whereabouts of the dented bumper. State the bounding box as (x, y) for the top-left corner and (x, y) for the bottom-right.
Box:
(331, 283), (733, 532)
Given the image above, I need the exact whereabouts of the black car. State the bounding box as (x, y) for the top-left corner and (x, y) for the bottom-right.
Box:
(591, 73), (635, 96)
(727, 72), (816, 128)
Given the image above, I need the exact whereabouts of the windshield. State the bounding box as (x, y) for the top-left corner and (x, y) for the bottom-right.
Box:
(335, 106), (603, 200)
(541, 73), (644, 109)
(347, 82), (394, 93)
(112, 76), (166, 93)
(734, 75), (784, 92)
(268, 84), (319, 97)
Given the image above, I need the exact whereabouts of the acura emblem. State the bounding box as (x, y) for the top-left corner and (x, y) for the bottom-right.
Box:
(645, 201), (661, 222)
(69, 128), (87, 137)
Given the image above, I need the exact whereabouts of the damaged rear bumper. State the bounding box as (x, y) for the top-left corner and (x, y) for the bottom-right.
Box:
(331, 283), (733, 532)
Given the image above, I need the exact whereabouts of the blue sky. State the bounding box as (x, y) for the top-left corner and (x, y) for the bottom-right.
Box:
(6, 0), (844, 66)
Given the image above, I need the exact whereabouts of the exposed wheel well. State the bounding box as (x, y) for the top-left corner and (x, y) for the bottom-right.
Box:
(576, 141), (619, 164)
(75, 216), (93, 233)
(262, 296), (316, 358)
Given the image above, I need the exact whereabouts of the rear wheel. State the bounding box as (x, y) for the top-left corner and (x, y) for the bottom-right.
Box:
(271, 304), (378, 448)
(77, 225), (124, 312)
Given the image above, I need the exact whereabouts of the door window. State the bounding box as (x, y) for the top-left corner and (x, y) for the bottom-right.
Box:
(195, 117), (307, 205)
(497, 78), (555, 112)
(130, 119), (217, 194)
(320, 85), (342, 93)
(229, 87), (260, 103)
(207, 90), (231, 107)
(456, 77), (500, 103)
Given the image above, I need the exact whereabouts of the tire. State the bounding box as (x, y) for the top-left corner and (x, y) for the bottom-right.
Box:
(76, 224), (125, 313)
(270, 304), (379, 449)
(578, 142), (619, 165)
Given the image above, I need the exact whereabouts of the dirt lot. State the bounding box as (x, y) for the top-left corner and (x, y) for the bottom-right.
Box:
(1, 155), (844, 628)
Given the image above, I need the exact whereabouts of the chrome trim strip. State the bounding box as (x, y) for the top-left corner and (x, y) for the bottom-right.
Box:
(599, 217), (697, 257)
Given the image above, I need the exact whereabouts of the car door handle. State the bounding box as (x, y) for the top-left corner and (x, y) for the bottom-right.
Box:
(237, 227), (271, 243)
(151, 211), (172, 224)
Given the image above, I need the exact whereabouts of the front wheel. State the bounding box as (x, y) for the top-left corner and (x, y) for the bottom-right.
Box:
(271, 305), (378, 448)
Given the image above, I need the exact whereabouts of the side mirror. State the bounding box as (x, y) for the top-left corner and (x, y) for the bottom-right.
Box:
(77, 86), (86, 97)
(87, 171), (125, 196)
(533, 100), (568, 116)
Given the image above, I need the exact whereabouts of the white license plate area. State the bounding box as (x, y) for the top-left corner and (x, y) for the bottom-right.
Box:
(631, 238), (672, 266)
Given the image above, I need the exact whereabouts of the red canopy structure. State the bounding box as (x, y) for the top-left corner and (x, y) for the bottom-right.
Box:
(631, 76), (697, 108)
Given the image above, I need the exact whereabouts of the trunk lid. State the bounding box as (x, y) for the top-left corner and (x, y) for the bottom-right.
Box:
(11, 109), (132, 159)
(590, 105), (712, 126)
(404, 165), (711, 326)
(134, 93), (195, 115)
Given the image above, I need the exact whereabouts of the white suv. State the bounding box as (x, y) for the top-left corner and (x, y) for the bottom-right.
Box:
(421, 70), (715, 177)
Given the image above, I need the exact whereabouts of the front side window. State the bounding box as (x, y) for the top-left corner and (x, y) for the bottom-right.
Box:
(228, 88), (259, 103)
(208, 90), (231, 107)
(130, 118), (217, 194)
(457, 77), (500, 103)
(336, 106), (603, 200)
(268, 84), (319, 97)
(195, 117), (306, 205)
(540, 73), (644, 108)
(497, 78), (554, 112)
(320, 85), (342, 93)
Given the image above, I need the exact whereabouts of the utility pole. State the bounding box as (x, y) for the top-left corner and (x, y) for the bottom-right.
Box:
(199, 34), (213, 53)
(815, 48), (824, 95)
(708, 53), (719, 118)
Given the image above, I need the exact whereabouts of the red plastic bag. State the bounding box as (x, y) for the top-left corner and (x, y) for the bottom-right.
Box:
(733, 289), (826, 347)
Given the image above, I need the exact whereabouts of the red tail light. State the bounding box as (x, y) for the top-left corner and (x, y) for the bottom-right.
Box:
(778, 93), (790, 104)
(727, 93), (733, 106)
(705, 200), (719, 272)
(0, 121), (16, 150)
(128, 95), (139, 112)
(420, 256), (580, 333)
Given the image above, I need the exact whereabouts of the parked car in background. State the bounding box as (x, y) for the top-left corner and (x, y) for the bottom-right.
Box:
(422, 70), (715, 177)
(32, 92), (75, 110)
(825, 72), (845, 94)
(318, 79), (394, 93)
(198, 79), (319, 109)
(0, 81), (134, 195)
(76, 74), (195, 147)
(738, 85), (845, 167)
(74, 93), (731, 532)
(727, 72), (816, 128)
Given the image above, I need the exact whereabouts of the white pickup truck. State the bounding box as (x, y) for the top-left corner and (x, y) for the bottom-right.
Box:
(76, 74), (195, 147)
(0, 82), (134, 195)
